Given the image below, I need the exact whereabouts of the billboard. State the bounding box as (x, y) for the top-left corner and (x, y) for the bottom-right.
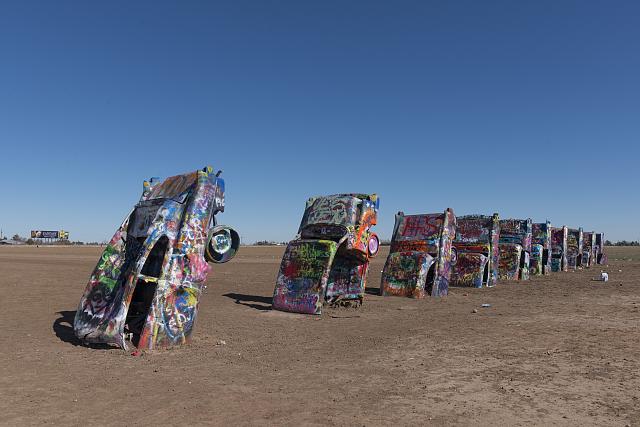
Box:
(31, 230), (70, 239)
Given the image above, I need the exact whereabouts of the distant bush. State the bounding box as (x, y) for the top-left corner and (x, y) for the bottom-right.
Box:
(254, 240), (285, 246)
(605, 240), (640, 246)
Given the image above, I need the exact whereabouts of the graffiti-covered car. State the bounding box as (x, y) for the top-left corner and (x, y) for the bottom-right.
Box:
(531, 221), (552, 275)
(595, 233), (608, 264)
(272, 194), (379, 315)
(567, 228), (584, 269)
(380, 209), (456, 298)
(450, 214), (500, 288)
(498, 219), (532, 281)
(582, 231), (595, 267)
(550, 226), (568, 272)
(74, 166), (240, 350)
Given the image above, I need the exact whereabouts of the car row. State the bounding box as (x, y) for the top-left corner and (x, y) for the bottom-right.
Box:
(73, 168), (607, 349)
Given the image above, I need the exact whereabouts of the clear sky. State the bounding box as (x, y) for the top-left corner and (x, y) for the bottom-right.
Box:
(1, 1), (638, 243)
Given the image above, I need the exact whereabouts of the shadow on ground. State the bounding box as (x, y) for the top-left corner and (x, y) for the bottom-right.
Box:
(365, 286), (381, 295)
(52, 310), (115, 349)
(223, 293), (272, 311)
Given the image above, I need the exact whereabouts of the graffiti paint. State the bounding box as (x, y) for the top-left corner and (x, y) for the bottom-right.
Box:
(530, 244), (544, 276)
(566, 228), (583, 270)
(450, 214), (500, 288)
(498, 219), (533, 281)
(74, 166), (239, 350)
(550, 226), (568, 272)
(273, 194), (379, 314)
(381, 209), (456, 298)
(582, 231), (596, 268)
(531, 222), (552, 275)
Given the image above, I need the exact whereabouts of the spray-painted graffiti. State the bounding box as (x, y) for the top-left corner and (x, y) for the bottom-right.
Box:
(566, 228), (583, 270)
(74, 166), (239, 350)
(550, 226), (568, 272)
(450, 214), (500, 288)
(498, 243), (522, 280)
(531, 222), (552, 275)
(381, 209), (456, 298)
(273, 194), (379, 314)
(273, 240), (338, 315)
(498, 218), (532, 281)
(530, 244), (545, 276)
(582, 231), (595, 268)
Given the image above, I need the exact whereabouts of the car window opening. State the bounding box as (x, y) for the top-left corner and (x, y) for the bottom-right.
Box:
(125, 236), (169, 347)
(424, 263), (436, 295)
(482, 263), (489, 285)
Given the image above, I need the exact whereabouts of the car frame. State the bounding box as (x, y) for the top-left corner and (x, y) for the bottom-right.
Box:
(272, 193), (380, 314)
(566, 227), (584, 269)
(450, 213), (500, 288)
(74, 166), (240, 350)
(380, 209), (457, 298)
(582, 231), (596, 267)
(595, 232), (608, 264)
(550, 226), (568, 272)
(531, 221), (552, 275)
(498, 218), (533, 281)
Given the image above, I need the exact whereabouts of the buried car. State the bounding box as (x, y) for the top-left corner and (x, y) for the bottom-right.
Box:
(531, 221), (552, 275)
(450, 213), (500, 288)
(73, 166), (240, 350)
(272, 194), (380, 315)
(582, 231), (596, 267)
(550, 226), (568, 272)
(380, 209), (457, 298)
(595, 232), (608, 264)
(498, 218), (533, 281)
(567, 227), (584, 269)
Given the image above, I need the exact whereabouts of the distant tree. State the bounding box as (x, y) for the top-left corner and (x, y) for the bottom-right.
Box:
(605, 240), (612, 246)
(26, 238), (34, 245)
(12, 234), (22, 241)
(610, 240), (640, 246)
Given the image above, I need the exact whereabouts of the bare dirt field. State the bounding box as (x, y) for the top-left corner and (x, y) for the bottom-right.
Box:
(1, 245), (639, 426)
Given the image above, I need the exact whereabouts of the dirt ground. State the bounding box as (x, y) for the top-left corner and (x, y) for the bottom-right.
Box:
(1, 245), (639, 426)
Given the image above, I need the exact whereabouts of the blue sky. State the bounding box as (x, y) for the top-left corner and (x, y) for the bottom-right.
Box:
(0, 1), (638, 243)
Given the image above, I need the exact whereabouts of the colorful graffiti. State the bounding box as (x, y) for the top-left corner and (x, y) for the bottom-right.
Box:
(566, 228), (583, 270)
(498, 219), (532, 281)
(530, 244), (544, 276)
(381, 209), (456, 298)
(74, 166), (239, 350)
(582, 231), (595, 268)
(531, 222), (552, 275)
(450, 214), (500, 288)
(273, 194), (379, 314)
(550, 226), (568, 272)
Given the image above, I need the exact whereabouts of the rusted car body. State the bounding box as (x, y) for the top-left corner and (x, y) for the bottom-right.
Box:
(273, 194), (379, 314)
(582, 231), (596, 267)
(595, 233), (608, 264)
(498, 219), (532, 280)
(531, 221), (552, 275)
(74, 166), (240, 350)
(550, 226), (568, 272)
(380, 209), (456, 298)
(450, 214), (500, 288)
(566, 228), (584, 269)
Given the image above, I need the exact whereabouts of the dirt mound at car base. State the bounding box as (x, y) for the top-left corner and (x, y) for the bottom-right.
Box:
(1, 245), (639, 425)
